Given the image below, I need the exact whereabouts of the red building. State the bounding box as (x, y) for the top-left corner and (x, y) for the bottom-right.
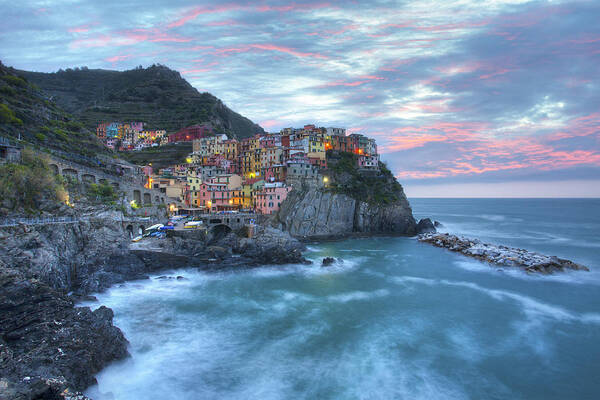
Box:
(168, 125), (212, 143)
(96, 123), (107, 139)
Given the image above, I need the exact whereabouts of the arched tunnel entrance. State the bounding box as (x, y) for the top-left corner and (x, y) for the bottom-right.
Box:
(138, 225), (145, 236)
(126, 224), (134, 238)
(210, 224), (232, 241)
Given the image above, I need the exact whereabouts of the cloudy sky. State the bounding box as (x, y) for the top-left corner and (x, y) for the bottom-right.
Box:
(1, 0), (599, 197)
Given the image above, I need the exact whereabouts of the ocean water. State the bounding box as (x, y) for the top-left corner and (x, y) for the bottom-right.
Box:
(84, 199), (600, 400)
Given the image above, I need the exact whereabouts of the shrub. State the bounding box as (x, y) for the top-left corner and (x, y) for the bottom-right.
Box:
(0, 103), (22, 124)
(35, 133), (46, 141)
(0, 86), (16, 95)
(0, 148), (67, 211)
(87, 182), (117, 203)
(1, 74), (28, 88)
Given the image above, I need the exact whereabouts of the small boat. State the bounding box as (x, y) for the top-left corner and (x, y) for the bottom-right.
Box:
(131, 235), (143, 242)
(146, 224), (164, 231)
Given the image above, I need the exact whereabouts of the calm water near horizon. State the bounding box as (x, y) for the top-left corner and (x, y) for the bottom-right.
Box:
(84, 198), (600, 400)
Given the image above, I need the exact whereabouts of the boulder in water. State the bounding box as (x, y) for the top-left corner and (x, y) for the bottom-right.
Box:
(417, 218), (436, 234)
(322, 257), (336, 266)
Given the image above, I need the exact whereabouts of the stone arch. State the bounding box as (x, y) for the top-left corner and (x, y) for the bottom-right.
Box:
(62, 168), (78, 180)
(138, 225), (145, 235)
(210, 224), (232, 240)
(82, 173), (96, 183)
(143, 193), (151, 205)
(154, 195), (160, 204)
(50, 164), (59, 175)
(126, 224), (134, 238)
(133, 190), (141, 204)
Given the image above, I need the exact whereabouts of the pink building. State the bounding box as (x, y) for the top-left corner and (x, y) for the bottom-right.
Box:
(254, 183), (292, 214)
(142, 165), (153, 176)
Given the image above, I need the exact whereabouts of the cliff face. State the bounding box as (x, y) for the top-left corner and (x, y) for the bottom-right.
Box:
(0, 210), (147, 295)
(274, 188), (417, 239)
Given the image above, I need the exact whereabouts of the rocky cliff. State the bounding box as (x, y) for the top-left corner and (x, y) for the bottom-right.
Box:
(274, 188), (417, 239)
(273, 152), (422, 240)
(0, 209), (307, 399)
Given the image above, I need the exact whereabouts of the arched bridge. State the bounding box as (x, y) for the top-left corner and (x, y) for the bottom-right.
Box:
(179, 213), (258, 239)
(49, 156), (169, 206)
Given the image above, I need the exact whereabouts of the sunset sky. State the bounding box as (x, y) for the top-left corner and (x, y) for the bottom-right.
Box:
(2, 0), (599, 197)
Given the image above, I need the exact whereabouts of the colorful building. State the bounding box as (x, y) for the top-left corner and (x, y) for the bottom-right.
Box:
(169, 125), (212, 143)
(254, 183), (292, 215)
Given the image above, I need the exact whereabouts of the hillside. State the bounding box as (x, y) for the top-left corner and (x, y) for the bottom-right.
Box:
(0, 61), (112, 158)
(121, 142), (193, 170)
(19, 64), (265, 138)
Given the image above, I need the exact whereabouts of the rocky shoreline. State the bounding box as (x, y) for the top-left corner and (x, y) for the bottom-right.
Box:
(0, 212), (307, 400)
(418, 233), (590, 274)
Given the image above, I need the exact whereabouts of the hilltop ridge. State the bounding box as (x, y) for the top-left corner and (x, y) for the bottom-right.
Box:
(18, 64), (265, 138)
(0, 61), (111, 158)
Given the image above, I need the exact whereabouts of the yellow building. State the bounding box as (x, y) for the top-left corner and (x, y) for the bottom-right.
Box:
(186, 170), (202, 206)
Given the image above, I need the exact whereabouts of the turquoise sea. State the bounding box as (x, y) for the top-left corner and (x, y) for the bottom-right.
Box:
(85, 199), (600, 400)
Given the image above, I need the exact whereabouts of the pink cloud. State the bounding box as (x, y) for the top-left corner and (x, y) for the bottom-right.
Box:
(68, 23), (97, 33)
(259, 119), (282, 129)
(478, 68), (512, 80)
(167, 4), (242, 28)
(167, 3), (332, 29)
(213, 43), (327, 60)
(106, 54), (134, 63)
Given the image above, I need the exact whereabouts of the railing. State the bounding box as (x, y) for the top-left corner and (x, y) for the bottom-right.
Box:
(0, 136), (19, 147)
(0, 216), (80, 227)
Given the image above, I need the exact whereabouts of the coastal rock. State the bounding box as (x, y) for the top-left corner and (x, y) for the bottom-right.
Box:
(0, 268), (128, 399)
(416, 218), (436, 234)
(274, 188), (417, 239)
(418, 233), (590, 274)
(237, 226), (308, 265)
(322, 257), (336, 266)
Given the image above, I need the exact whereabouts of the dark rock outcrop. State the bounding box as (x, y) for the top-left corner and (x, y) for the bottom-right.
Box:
(418, 233), (590, 274)
(417, 218), (436, 234)
(0, 268), (128, 399)
(273, 189), (417, 239)
(0, 207), (308, 399)
(133, 225), (309, 267)
(321, 257), (336, 266)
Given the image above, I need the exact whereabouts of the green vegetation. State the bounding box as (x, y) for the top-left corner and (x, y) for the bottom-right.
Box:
(0, 62), (111, 159)
(19, 64), (265, 138)
(0, 103), (23, 125)
(0, 148), (67, 213)
(120, 142), (193, 169)
(326, 151), (405, 205)
(1, 74), (28, 88)
(87, 182), (117, 204)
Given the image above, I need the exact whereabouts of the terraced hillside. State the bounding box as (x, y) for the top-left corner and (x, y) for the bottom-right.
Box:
(19, 64), (265, 138)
